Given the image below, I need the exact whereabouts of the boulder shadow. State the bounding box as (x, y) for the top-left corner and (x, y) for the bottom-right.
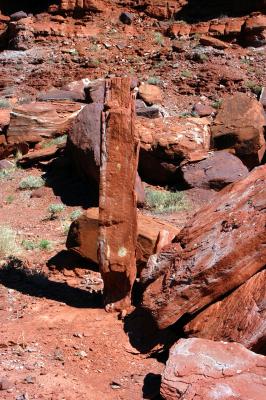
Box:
(0, 258), (102, 309)
(47, 250), (99, 272)
(142, 373), (162, 400)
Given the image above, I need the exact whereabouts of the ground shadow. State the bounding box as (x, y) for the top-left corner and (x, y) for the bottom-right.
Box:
(0, 258), (102, 309)
(142, 373), (162, 400)
(175, 0), (263, 22)
(47, 250), (99, 272)
(42, 157), (98, 209)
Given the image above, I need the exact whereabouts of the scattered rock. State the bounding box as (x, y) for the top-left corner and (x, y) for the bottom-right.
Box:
(192, 103), (214, 117)
(138, 84), (163, 105)
(120, 12), (134, 25)
(142, 165), (266, 329)
(161, 338), (266, 400)
(0, 377), (13, 390)
(10, 11), (28, 21)
(180, 151), (249, 190)
(211, 93), (266, 168)
(184, 270), (266, 353)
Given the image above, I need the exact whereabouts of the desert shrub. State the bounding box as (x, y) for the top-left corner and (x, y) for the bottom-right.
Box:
(154, 32), (164, 45)
(147, 76), (161, 85)
(19, 175), (45, 190)
(145, 189), (188, 214)
(6, 195), (15, 204)
(181, 70), (193, 78)
(48, 203), (65, 220)
(0, 98), (10, 109)
(21, 240), (37, 251)
(70, 209), (83, 221)
(212, 99), (223, 109)
(245, 81), (262, 96)
(39, 239), (53, 251)
(41, 134), (67, 149)
(0, 226), (21, 259)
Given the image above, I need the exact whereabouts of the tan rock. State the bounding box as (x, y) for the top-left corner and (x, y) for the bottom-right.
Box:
(200, 35), (229, 49)
(138, 84), (163, 105)
(184, 270), (266, 352)
(161, 338), (266, 400)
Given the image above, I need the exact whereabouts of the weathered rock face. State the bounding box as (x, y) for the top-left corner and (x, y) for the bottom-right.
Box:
(60, 0), (106, 12)
(7, 101), (84, 145)
(161, 338), (266, 400)
(180, 151), (249, 190)
(184, 270), (266, 353)
(137, 116), (210, 184)
(98, 78), (138, 312)
(142, 165), (266, 329)
(66, 207), (180, 272)
(211, 93), (266, 168)
(125, 0), (188, 19)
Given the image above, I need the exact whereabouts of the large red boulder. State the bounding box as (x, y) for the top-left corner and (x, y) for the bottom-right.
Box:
(211, 93), (266, 168)
(184, 270), (266, 353)
(141, 165), (266, 329)
(161, 338), (266, 400)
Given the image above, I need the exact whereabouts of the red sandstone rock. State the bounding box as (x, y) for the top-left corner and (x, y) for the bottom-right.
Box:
(138, 84), (163, 105)
(161, 338), (266, 400)
(137, 116), (210, 184)
(180, 151), (249, 190)
(200, 35), (229, 49)
(66, 207), (180, 272)
(98, 78), (138, 312)
(7, 101), (84, 145)
(211, 93), (266, 167)
(184, 270), (266, 353)
(142, 166), (266, 329)
(60, 0), (106, 12)
(192, 103), (214, 117)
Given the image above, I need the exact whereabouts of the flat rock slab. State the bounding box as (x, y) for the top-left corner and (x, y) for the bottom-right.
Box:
(98, 77), (138, 312)
(142, 165), (266, 329)
(184, 270), (266, 353)
(161, 338), (266, 400)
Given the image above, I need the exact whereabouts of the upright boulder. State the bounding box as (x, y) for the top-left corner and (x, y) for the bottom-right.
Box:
(98, 78), (138, 312)
(184, 270), (266, 353)
(211, 93), (266, 168)
(161, 338), (266, 400)
(142, 165), (266, 329)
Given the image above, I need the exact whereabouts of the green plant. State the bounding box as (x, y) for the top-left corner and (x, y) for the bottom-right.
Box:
(181, 70), (193, 78)
(61, 221), (71, 236)
(70, 209), (82, 221)
(21, 240), (37, 251)
(6, 195), (15, 204)
(212, 99), (223, 109)
(39, 239), (53, 251)
(154, 32), (164, 46)
(19, 175), (45, 190)
(145, 189), (188, 214)
(0, 226), (21, 259)
(147, 76), (161, 85)
(48, 203), (65, 220)
(245, 81), (262, 96)
(41, 134), (67, 149)
(0, 168), (15, 181)
(0, 98), (10, 109)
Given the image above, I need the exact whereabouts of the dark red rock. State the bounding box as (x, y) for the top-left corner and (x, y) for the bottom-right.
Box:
(184, 270), (266, 353)
(142, 166), (266, 329)
(161, 338), (266, 400)
(180, 151), (249, 190)
(192, 103), (214, 117)
(98, 77), (138, 313)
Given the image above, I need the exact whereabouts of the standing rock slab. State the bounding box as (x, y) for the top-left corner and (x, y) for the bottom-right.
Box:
(142, 165), (266, 329)
(98, 78), (138, 312)
(211, 93), (266, 168)
(184, 270), (266, 353)
(180, 150), (249, 190)
(161, 338), (266, 400)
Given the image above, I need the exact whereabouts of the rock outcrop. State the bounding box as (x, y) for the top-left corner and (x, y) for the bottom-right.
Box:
(161, 338), (266, 400)
(141, 165), (266, 329)
(98, 77), (138, 312)
(184, 270), (266, 353)
(211, 93), (266, 168)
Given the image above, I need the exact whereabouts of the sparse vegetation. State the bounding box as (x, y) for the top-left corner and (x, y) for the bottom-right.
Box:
(0, 98), (10, 109)
(48, 203), (65, 220)
(41, 135), (67, 149)
(0, 168), (15, 181)
(6, 195), (15, 204)
(39, 239), (53, 251)
(145, 188), (188, 214)
(21, 239), (37, 251)
(154, 32), (164, 46)
(0, 226), (21, 259)
(147, 76), (161, 85)
(70, 209), (83, 221)
(19, 175), (45, 190)
(245, 81), (262, 96)
(212, 99), (223, 109)
(181, 70), (193, 78)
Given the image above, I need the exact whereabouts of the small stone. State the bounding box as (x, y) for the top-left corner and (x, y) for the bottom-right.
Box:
(53, 349), (64, 362)
(76, 350), (87, 359)
(24, 376), (36, 384)
(119, 12), (134, 25)
(0, 377), (13, 390)
(110, 381), (121, 389)
(10, 11), (28, 21)
(73, 333), (83, 338)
